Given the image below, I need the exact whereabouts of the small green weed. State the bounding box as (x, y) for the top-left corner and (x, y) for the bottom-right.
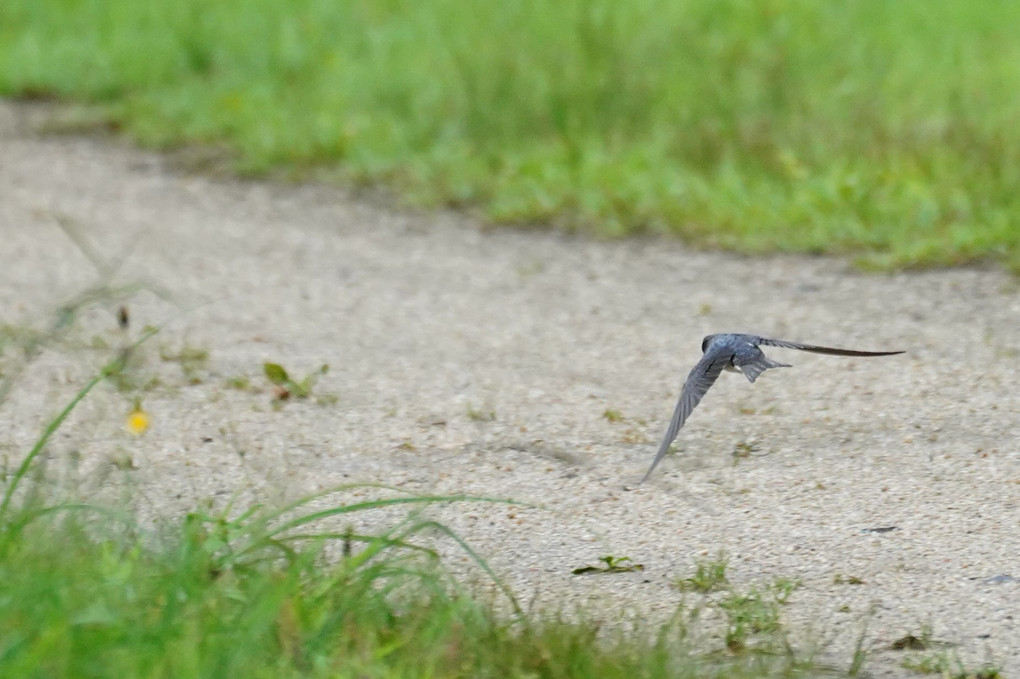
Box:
(572, 555), (644, 575)
(890, 625), (936, 651)
(675, 555), (800, 658)
(901, 651), (1000, 679)
(888, 625), (1000, 679)
(263, 362), (329, 404)
(901, 651), (954, 675)
(466, 403), (496, 422)
(720, 588), (785, 652)
(771, 577), (800, 604)
(678, 554), (729, 593)
(846, 618), (870, 677)
(602, 409), (624, 423)
(732, 441), (758, 461)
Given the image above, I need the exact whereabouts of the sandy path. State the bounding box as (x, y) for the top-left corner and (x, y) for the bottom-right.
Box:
(2, 101), (1017, 676)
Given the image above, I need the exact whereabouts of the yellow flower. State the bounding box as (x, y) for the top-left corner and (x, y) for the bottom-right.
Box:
(126, 405), (150, 435)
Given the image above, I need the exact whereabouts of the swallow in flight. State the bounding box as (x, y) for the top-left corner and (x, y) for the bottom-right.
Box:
(642, 334), (904, 482)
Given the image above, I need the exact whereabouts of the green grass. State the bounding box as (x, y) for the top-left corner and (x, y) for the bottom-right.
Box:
(2, 0), (1020, 270)
(0, 497), (495, 678)
(677, 553), (729, 593)
(0, 500), (834, 678)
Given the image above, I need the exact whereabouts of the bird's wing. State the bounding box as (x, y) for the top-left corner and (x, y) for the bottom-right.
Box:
(641, 350), (731, 483)
(757, 338), (904, 357)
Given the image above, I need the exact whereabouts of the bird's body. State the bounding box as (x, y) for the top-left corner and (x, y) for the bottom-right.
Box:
(642, 334), (904, 482)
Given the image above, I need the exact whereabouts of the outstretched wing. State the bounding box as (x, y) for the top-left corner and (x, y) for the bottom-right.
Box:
(641, 349), (731, 483)
(757, 337), (904, 357)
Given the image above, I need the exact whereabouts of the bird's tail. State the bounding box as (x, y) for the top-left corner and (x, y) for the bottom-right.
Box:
(740, 357), (790, 383)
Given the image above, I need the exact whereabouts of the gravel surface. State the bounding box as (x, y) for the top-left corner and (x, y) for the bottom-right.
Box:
(2, 101), (1018, 676)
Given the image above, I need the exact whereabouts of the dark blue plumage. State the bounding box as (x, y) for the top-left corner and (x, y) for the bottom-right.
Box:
(642, 334), (904, 482)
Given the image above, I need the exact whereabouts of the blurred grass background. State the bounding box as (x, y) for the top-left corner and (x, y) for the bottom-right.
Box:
(2, 0), (1019, 270)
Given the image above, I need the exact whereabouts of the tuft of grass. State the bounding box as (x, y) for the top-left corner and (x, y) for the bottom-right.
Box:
(720, 587), (784, 653)
(602, 409), (624, 423)
(771, 577), (800, 604)
(0, 501), (835, 679)
(847, 621), (869, 677)
(888, 625), (1000, 679)
(674, 556), (804, 661)
(0, 484), (525, 678)
(3, 0), (1020, 270)
(0, 498), (838, 678)
(678, 553), (730, 594)
(718, 577), (799, 655)
(901, 651), (1001, 679)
